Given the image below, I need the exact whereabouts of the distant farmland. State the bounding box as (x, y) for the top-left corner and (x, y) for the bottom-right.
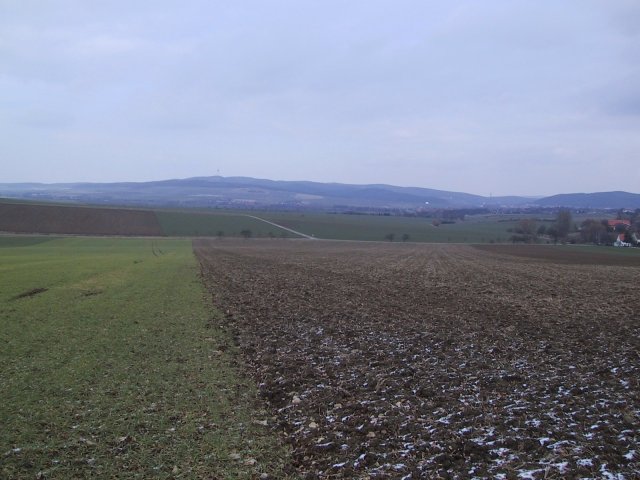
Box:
(258, 211), (520, 243)
(0, 203), (163, 236)
(0, 202), (297, 238)
(155, 210), (297, 238)
(0, 200), (589, 243)
(156, 210), (521, 242)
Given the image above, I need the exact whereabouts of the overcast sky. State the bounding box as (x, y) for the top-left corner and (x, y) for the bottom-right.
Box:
(1, 1), (639, 195)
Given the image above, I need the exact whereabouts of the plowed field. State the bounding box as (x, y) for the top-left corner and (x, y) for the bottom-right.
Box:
(0, 203), (163, 236)
(194, 239), (640, 479)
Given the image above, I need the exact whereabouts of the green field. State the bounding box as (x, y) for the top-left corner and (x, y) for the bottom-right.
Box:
(156, 210), (296, 238)
(0, 237), (290, 478)
(0, 198), (622, 244)
(255, 212), (520, 243)
(154, 209), (631, 244)
(154, 209), (570, 243)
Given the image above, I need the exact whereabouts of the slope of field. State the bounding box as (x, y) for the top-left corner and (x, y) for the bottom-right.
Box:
(195, 239), (640, 479)
(0, 203), (163, 236)
(0, 237), (291, 478)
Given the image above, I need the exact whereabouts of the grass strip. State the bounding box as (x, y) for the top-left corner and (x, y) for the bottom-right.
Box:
(0, 237), (291, 479)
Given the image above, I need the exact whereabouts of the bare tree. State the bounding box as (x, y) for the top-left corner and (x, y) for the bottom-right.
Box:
(580, 219), (607, 244)
(517, 218), (537, 235)
(555, 209), (573, 240)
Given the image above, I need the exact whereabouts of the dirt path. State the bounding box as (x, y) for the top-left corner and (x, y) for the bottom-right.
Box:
(242, 215), (317, 239)
(195, 239), (640, 479)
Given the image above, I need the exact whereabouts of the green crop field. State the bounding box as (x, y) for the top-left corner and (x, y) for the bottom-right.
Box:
(0, 237), (290, 479)
(256, 212), (520, 243)
(155, 209), (610, 244)
(155, 209), (558, 243)
(155, 210), (297, 238)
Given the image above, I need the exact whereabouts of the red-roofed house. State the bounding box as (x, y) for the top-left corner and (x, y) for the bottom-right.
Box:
(608, 219), (631, 228)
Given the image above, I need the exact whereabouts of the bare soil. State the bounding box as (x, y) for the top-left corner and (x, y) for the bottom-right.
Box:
(0, 203), (163, 236)
(474, 244), (640, 267)
(194, 239), (640, 479)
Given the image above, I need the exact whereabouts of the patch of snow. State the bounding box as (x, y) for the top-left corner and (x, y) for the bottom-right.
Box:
(518, 469), (544, 479)
(526, 418), (541, 428)
(437, 415), (452, 424)
(551, 461), (569, 473)
(624, 450), (635, 460)
(491, 447), (510, 457)
(600, 463), (626, 480)
(577, 458), (594, 467)
(548, 440), (573, 450)
(354, 452), (367, 468)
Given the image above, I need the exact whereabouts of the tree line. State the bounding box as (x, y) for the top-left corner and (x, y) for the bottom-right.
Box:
(510, 209), (640, 245)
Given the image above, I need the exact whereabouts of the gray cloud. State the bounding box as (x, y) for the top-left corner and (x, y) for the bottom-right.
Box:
(0, 1), (639, 195)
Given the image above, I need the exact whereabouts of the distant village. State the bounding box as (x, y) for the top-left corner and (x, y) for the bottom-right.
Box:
(501, 209), (640, 247)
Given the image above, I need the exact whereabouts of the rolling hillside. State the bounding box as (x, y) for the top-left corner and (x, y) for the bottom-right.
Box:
(534, 191), (640, 209)
(0, 176), (531, 209)
(0, 176), (638, 209)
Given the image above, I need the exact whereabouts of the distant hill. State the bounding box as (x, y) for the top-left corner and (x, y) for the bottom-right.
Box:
(0, 176), (637, 209)
(0, 176), (533, 209)
(534, 191), (640, 209)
